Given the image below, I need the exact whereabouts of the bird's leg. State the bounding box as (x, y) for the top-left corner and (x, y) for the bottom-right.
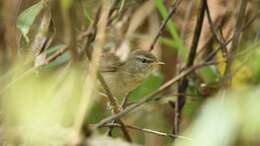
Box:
(107, 92), (131, 136)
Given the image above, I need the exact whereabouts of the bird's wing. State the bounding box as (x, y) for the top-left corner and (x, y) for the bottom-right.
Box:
(99, 52), (124, 72)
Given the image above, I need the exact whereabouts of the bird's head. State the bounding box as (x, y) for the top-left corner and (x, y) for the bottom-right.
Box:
(122, 50), (164, 75)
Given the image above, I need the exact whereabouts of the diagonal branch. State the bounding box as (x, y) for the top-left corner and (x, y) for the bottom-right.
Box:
(222, 0), (248, 87)
(149, 0), (183, 51)
(102, 123), (192, 141)
(95, 60), (224, 128)
(97, 73), (133, 142)
(205, 1), (227, 55)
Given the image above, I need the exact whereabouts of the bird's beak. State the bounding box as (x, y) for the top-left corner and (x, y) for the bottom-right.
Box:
(152, 61), (165, 65)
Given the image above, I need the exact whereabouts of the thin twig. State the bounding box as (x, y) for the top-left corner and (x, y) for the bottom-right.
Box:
(60, 0), (78, 61)
(154, 92), (197, 101)
(205, 1), (227, 54)
(203, 12), (258, 62)
(107, 0), (121, 25)
(95, 60), (224, 128)
(45, 47), (67, 64)
(222, 0), (248, 87)
(81, 2), (132, 142)
(175, 0), (207, 135)
(198, 15), (227, 61)
(71, 2), (110, 145)
(180, 0), (194, 41)
(149, 0), (183, 51)
(97, 73), (133, 142)
(30, 2), (52, 56)
(107, 93), (130, 136)
(102, 123), (193, 141)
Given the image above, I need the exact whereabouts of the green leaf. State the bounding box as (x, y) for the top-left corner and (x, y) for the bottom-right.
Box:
(81, 0), (92, 23)
(16, 0), (45, 42)
(249, 43), (260, 84)
(199, 65), (219, 82)
(155, 0), (187, 59)
(60, 0), (73, 10)
(128, 72), (164, 101)
(159, 37), (179, 48)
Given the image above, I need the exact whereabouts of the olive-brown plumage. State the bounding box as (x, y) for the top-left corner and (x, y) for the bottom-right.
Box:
(100, 50), (163, 97)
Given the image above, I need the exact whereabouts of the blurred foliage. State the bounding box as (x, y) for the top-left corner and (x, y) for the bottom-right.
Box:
(129, 71), (164, 101)
(175, 87), (260, 146)
(16, 0), (45, 42)
(2, 65), (86, 145)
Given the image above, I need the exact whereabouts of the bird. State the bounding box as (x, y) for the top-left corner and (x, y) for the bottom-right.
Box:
(99, 50), (164, 98)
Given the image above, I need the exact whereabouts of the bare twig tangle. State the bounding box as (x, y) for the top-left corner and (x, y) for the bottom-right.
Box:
(222, 0), (248, 87)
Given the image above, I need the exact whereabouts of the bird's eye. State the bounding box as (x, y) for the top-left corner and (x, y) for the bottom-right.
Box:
(136, 56), (152, 63)
(141, 58), (147, 63)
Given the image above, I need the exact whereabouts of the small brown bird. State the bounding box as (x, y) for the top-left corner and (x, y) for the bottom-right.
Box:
(100, 50), (163, 98)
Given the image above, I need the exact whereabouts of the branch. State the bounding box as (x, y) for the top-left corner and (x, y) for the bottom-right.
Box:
(97, 73), (133, 142)
(95, 60), (224, 128)
(81, 3), (132, 142)
(203, 12), (258, 62)
(149, 0), (183, 51)
(106, 92), (131, 136)
(175, 0), (207, 134)
(205, 1), (227, 54)
(71, 2), (126, 145)
(45, 47), (67, 64)
(30, 5), (52, 56)
(102, 123), (192, 141)
(223, 0), (248, 87)
(199, 15), (227, 62)
(107, 0), (121, 25)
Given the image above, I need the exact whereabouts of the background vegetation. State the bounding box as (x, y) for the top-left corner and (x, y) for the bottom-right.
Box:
(0, 0), (260, 146)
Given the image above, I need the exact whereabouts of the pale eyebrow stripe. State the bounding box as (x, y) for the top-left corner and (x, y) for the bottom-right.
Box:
(136, 56), (153, 61)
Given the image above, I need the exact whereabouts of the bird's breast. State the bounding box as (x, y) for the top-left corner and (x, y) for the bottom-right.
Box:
(101, 71), (145, 98)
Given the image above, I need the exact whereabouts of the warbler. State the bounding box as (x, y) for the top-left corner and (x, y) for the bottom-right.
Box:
(100, 50), (164, 98)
